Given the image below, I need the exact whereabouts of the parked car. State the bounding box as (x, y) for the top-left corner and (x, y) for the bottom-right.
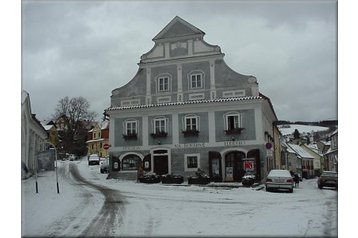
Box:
(242, 172), (256, 187)
(88, 154), (100, 166)
(100, 157), (109, 173)
(317, 171), (338, 189)
(265, 169), (294, 193)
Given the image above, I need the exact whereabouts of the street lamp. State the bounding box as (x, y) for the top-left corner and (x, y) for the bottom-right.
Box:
(46, 141), (60, 194)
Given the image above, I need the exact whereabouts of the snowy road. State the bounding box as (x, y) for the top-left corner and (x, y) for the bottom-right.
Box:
(22, 159), (338, 237)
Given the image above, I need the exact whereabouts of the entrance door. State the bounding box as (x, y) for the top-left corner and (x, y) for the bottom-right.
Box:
(153, 149), (169, 175)
(154, 155), (168, 175)
(225, 151), (245, 182)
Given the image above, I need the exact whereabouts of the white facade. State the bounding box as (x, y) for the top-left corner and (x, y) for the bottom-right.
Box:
(21, 91), (48, 177)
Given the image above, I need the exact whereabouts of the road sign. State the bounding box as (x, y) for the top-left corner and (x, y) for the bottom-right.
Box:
(103, 144), (111, 150)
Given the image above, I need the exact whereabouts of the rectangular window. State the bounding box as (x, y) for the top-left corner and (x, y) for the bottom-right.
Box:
(226, 114), (240, 130)
(158, 77), (169, 92)
(185, 154), (200, 171)
(186, 117), (197, 131)
(125, 121), (137, 135)
(190, 74), (203, 89)
(154, 118), (167, 133)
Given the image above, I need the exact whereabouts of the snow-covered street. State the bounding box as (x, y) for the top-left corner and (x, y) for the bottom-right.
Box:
(22, 158), (337, 237)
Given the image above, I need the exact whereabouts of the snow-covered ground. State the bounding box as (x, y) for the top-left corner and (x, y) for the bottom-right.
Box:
(278, 124), (330, 136)
(22, 158), (338, 237)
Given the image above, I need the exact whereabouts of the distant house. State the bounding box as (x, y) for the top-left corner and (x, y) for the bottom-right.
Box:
(21, 91), (48, 178)
(41, 123), (59, 148)
(86, 120), (110, 157)
(325, 129), (338, 172)
(301, 143), (323, 176)
(287, 143), (315, 178)
(281, 141), (301, 174)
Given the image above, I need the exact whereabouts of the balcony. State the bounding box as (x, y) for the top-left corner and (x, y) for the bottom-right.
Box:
(224, 127), (245, 135)
(122, 133), (137, 140)
(182, 129), (200, 137)
(150, 131), (168, 138)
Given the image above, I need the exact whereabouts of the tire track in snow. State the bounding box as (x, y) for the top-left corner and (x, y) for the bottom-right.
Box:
(68, 163), (125, 237)
(45, 163), (99, 237)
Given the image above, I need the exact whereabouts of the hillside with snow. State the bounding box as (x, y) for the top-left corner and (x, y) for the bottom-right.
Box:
(278, 124), (330, 136)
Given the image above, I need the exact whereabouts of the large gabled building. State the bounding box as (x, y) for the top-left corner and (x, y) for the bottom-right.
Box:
(106, 16), (279, 181)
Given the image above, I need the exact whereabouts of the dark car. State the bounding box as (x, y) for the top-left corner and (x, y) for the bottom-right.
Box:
(317, 171), (338, 189)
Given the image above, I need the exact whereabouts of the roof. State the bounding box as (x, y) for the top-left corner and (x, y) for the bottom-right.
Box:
(153, 16), (205, 42)
(287, 143), (315, 159)
(107, 96), (263, 112)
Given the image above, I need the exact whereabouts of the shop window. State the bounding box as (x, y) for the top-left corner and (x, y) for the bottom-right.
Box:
(185, 154), (200, 171)
(122, 154), (142, 171)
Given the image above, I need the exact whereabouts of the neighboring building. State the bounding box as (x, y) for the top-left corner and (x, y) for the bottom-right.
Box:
(285, 143), (315, 178)
(86, 120), (110, 157)
(106, 16), (279, 181)
(21, 91), (48, 178)
(42, 123), (59, 148)
(325, 129), (338, 172)
(281, 141), (301, 174)
(304, 143), (324, 176)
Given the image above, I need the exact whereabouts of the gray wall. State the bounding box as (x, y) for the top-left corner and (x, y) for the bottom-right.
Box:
(114, 117), (143, 147)
(215, 109), (256, 141)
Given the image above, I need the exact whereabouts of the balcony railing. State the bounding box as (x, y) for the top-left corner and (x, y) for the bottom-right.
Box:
(224, 127), (245, 135)
(182, 129), (200, 137)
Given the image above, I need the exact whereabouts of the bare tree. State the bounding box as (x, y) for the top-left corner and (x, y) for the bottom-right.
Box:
(53, 96), (98, 157)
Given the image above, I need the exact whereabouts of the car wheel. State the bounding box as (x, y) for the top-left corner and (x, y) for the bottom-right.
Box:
(266, 186), (271, 192)
(318, 185), (323, 189)
(289, 188), (293, 193)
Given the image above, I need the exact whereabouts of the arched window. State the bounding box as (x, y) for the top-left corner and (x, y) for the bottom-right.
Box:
(122, 154), (142, 171)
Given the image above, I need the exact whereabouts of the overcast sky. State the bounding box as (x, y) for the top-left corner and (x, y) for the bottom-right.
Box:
(22, 0), (337, 123)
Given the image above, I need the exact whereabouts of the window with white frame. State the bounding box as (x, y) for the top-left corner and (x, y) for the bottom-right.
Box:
(184, 115), (199, 131)
(153, 117), (167, 134)
(225, 113), (241, 130)
(185, 154), (200, 171)
(189, 73), (204, 90)
(157, 76), (170, 92)
(124, 120), (138, 135)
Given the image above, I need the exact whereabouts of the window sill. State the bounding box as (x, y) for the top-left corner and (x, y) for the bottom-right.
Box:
(122, 134), (138, 140)
(182, 130), (200, 137)
(225, 128), (245, 135)
(150, 132), (168, 138)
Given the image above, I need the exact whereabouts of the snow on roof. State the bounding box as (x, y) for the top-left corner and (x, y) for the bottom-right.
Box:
(42, 125), (53, 131)
(101, 120), (109, 130)
(288, 143), (314, 159)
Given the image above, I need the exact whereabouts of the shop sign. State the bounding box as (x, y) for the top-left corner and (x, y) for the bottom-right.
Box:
(174, 143), (206, 149)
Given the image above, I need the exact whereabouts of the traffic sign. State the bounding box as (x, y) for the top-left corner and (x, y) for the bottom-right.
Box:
(103, 144), (111, 150)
